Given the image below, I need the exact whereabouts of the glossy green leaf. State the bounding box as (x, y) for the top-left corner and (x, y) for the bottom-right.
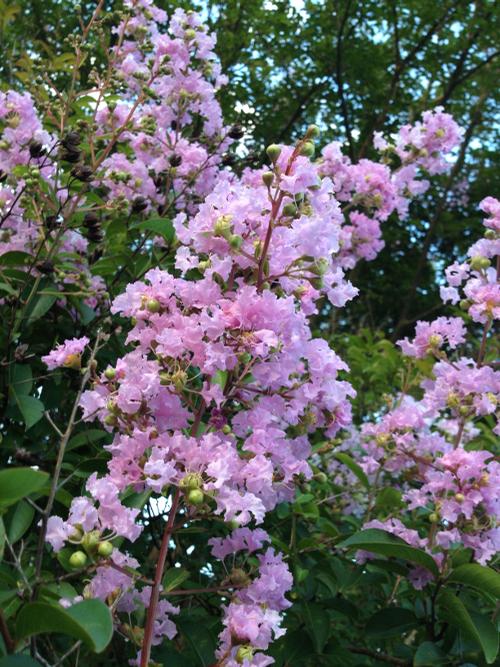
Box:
(16, 600), (113, 653)
(0, 657), (44, 667)
(163, 567), (190, 592)
(438, 589), (498, 664)
(302, 602), (330, 653)
(0, 468), (49, 508)
(6, 500), (35, 544)
(338, 529), (439, 576)
(0, 518), (5, 562)
(365, 607), (417, 638)
(413, 641), (446, 666)
(333, 452), (369, 489)
(14, 395), (44, 430)
(447, 563), (500, 600)
(132, 217), (174, 242)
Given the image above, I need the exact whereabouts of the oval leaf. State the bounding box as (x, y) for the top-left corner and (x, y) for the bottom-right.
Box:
(0, 469), (49, 508)
(366, 607), (417, 638)
(333, 452), (369, 489)
(447, 563), (500, 600)
(0, 657), (44, 667)
(16, 599), (113, 653)
(338, 529), (439, 576)
(438, 589), (498, 664)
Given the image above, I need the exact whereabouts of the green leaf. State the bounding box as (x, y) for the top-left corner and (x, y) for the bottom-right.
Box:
(16, 600), (113, 653)
(338, 529), (439, 577)
(25, 289), (57, 323)
(14, 395), (44, 430)
(0, 518), (5, 562)
(68, 429), (109, 451)
(0, 657), (44, 667)
(302, 602), (330, 653)
(163, 567), (190, 592)
(6, 501), (35, 544)
(447, 563), (500, 600)
(333, 453), (369, 489)
(10, 365), (33, 396)
(365, 607), (418, 638)
(0, 469), (49, 508)
(0, 251), (32, 267)
(211, 369), (228, 390)
(413, 641), (446, 666)
(438, 589), (498, 664)
(132, 217), (175, 242)
(374, 487), (403, 512)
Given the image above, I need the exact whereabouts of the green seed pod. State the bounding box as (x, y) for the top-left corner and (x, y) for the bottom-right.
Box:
(69, 551), (88, 569)
(97, 541), (114, 557)
(299, 141), (315, 157)
(146, 298), (161, 313)
(187, 488), (204, 506)
(429, 512), (439, 523)
(266, 144), (281, 163)
(179, 473), (202, 490)
(262, 171), (274, 188)
(229, 234), (243, 250)
(469, 255), (490, 271)
(222, 424), (232, 435)
(282, 202), (297, 217)
(306, 124), (320, 139)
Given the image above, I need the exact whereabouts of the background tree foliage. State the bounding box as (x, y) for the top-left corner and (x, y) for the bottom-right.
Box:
(0, 1), (499, 666)
(2, 0), (498, 337)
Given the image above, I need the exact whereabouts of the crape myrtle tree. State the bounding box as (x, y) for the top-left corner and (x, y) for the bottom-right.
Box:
(0, 2), (498, 667)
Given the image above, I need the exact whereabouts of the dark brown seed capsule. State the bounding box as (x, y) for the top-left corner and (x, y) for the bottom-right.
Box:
(228, 124), (244, 140)
(169, 154), (182, 167)
(62, 131), (82, 149)
(221, 154), (235, 167)
(61, 149), (81, 163)
(71, 165), (93, 182)
(45, 215), (59, 230)
(131, 196), (148, 213)
(29, 140), (45, 158)
(83, 212), (99, 227)
(37, 260), (54, 275)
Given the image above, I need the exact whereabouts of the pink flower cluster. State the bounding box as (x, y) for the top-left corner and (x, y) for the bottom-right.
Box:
(340, 198), (499, 583)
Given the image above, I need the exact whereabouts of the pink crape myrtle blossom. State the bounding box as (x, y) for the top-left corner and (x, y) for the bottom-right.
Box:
(41, 336), (90, 370)
(344, 198), (499, 585)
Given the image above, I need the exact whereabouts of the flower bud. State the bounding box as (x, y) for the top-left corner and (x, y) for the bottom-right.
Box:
(484, 229), (496, 240)
(97, 540), (114, 557)
(146, 298), (161, 313)
(266, 144), (281, 163)
(184, 28), (197, 40)
(469, 255), (491, 271)
(428, 512), (439, 523)
(313, 472), (327, 484)
(104, 367), (116, 380)
(82, 530), (101, 551)
(180, 473), (202, 490)
(69, 551), (88, 569)
(459, 299), (472, 311)
(229, 234), (243, 250)
(186, 488), (204, 505)
(222, 424), (232, 435)
(454, 493), (465, 503)
(282, 202), (297, 217)
(299, 141), (315, 157)
(306, 124), (320, 139)
(262, 171), (274, 188)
